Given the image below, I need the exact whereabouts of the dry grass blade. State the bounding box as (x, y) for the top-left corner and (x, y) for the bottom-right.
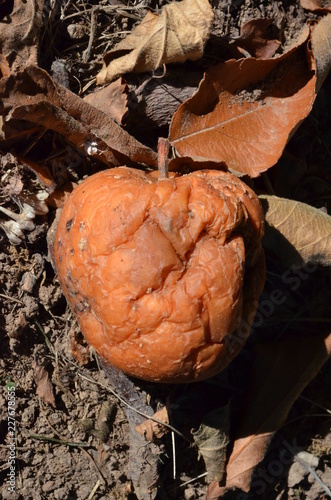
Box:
(29, 434), (90, 448)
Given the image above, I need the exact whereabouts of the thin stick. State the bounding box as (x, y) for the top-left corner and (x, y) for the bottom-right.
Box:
(171, 431), (176, 480)
(295, 454), (331, 497)
(158, 138), (170, 179)
(83, 6), (99, 63)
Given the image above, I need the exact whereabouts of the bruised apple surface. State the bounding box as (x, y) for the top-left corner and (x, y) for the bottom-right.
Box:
(54, 167), (265, 383)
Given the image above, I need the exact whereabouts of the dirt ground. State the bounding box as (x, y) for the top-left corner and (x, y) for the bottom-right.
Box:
(1, 1), (331, 499)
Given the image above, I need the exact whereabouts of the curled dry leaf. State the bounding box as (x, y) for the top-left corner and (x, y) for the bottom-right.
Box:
(96, 0), (213, 85)
(300, 0), (331, 12)
(232, 18), (281, 59)
(93, 401), (116, 442)
(192, 405), (230, 482)
(0, 66), (157, 168)
(17, 155), (57, 193)
(207, 331), (331, 498)
(83, 77), (128, 125)
(311, 13), (331, 91)
(259, 195), (331, 266)
(69, 327), (90, 366)
(33, 360), (56, 408)
(126, 69), (203, 141)
(169, 26), (317, 177)
(135, 407), (169, 441)
(0, 0), (42, 71)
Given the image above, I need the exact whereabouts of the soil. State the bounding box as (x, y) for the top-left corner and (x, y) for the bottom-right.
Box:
(1, 1), (331, 500)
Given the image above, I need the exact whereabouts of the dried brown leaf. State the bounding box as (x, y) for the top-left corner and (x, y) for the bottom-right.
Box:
(83, 78), (128, 125)
(311, 13), (331, 91)
(260, 195), (331, 266)
(0, 66), (157, 168)
(0, 53), (10, 78)
(126, 69), (203, 140)
(300, 0), (331, 12)
(135, 407), (169, 441)
(207, 331), (331, 498)
(192, 405), (230, 482)
(96, 0), (213, 85)
(169, 29), (316, 177)
(232, 18), (281, 59)
(17, 156), (56, 193)
(70, 327), (90, 366)
(0, 0), (42, 71)
(33, 361), (56, 408)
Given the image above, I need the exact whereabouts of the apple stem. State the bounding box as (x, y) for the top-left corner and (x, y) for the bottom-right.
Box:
(158, 138), (169, 179)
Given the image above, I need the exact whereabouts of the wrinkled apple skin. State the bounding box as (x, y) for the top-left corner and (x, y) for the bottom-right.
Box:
(54, 167), (265, 383)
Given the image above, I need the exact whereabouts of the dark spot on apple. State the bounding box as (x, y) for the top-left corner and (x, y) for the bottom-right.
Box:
(66, 218), (73, 232)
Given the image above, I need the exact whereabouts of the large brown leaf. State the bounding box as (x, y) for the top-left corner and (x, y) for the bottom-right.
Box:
(0, 66), (157, 168)
(260, 195), (331, 267)
(96, 0), (213, 85)
(169, 27), (316, 177)
(207, 331), (331, 498)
